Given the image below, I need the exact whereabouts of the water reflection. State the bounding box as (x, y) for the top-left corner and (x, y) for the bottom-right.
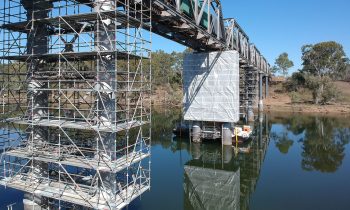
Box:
(170, 113), (271, 210)
(269, 114), (350, 173)
(184, 145), (240, 210)
(150, 108), (350, 210)
(270, 131), (294, 154)
(1, 109), (350, 209)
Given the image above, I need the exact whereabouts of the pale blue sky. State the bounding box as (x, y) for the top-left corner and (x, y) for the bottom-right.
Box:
(152, 0), (350, 74)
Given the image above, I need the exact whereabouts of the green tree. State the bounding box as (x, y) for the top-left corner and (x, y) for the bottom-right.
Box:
(270, 65), (279, 75)
(344, 64), (350, 81)
(152, 50), (175, 86)
(284, 71), (306, 92)
(151, 49), (186, 88)
(274, 52), (294, 77)
(301, 41), (348, 104)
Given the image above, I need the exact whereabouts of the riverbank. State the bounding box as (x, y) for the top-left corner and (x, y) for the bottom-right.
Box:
(151, 85), (182, 107)
(151, 81), (350, 114)
(264, 80), (350, 114)
(264, 102), (350, 114)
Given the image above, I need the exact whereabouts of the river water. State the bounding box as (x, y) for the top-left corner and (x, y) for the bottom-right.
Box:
(1, 109), (350, 210)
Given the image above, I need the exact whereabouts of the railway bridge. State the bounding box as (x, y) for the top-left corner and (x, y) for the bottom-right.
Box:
(0, 0), (269, 209)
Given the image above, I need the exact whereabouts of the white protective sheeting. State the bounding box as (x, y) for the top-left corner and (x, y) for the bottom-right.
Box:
(183, 50), (239, 122)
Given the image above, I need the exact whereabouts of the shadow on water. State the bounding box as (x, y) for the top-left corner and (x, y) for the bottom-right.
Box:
(1, 108), (350, 209)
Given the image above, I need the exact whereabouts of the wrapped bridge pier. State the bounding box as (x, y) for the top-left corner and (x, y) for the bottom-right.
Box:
(183, 51), (240, 145)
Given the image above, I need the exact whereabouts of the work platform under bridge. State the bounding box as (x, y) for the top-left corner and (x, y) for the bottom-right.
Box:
(0, 0), (270, 209)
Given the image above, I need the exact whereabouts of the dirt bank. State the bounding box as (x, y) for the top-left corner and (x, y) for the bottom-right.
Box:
(264, 81), (350, 114)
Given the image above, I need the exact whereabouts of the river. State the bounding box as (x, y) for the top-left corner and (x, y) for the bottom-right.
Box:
(1, 109), (350, 210)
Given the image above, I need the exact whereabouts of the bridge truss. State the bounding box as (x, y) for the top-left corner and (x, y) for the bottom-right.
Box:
(0, 0), (151, 209)
(152, 1), (270, 114)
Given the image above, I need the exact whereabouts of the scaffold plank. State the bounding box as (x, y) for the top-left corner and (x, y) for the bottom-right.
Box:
(0, 174), (149, 209)
(5, 118), (148, 132)
(0, 51), (147, 62)
(4, 148), (150, 172)
(0, 10), (150, 33)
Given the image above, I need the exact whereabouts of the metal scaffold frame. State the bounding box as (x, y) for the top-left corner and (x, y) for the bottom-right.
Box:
(223, 18), (270, 114)
(0, 0), (152, 209)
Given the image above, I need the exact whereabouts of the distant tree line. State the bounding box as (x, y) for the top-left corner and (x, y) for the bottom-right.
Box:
(151, 48), (192, 90)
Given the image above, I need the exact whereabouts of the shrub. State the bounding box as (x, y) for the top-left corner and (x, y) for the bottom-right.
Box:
(290, 91), (301, 104)
(305, 75), (339, 104)
(284, 71), (306, 92)
(321, 82), (338, 104)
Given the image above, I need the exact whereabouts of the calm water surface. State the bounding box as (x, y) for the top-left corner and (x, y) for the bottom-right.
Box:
(1, 109), (350, 210)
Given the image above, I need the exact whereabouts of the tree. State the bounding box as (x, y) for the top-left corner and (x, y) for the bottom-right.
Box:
(275, 52), (294, 77)
(270, 65), (279, 75)
(344, 64), (350, 81)
(301, 41), (348, 104)
(284, 71), (306, 92)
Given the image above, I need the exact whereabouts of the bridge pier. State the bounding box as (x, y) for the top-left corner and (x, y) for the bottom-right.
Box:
(192, 122), (202, 143)
(23, 199), (42, 210)
(222, 123), (233, 146)
(258, 72), (264, 112)
(247, 106), (255, 122)
(94, 0), (117, 197)
(22, 0), (51, 208)
(265, 75), (269, 98)
(183, 50), (239, 145)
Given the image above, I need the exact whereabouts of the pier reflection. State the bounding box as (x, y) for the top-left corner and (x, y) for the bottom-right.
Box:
(184, 144), (240, 210)
(177, 113), (271, 210)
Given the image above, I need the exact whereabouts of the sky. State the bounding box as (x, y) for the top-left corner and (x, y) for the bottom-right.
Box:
(152, 0), (350, 74)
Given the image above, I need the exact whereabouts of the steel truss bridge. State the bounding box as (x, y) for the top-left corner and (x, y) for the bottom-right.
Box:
(151, 0), (270, 111)
(0, 0), (269, 209)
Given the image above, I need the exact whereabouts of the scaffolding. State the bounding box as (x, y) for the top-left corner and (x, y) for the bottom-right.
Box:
(0, 0), (152, 209)
(239, 67), (258, 111)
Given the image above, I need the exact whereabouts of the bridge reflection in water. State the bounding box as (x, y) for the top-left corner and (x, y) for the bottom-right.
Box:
(173, 113), (271, 210)
(3, 109), (350, 209)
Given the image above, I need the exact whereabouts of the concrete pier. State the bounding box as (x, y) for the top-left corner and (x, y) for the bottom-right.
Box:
(94, 0), (117, 197)
(265, 75), (269, 98)
(192, 122), (202, 143)
(22, 0), (51, 208)
(222, 123), (232, 146)
(247, 106), (255, 122)
(258, 73), (264, 112)
(23, 199), (42, 210)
